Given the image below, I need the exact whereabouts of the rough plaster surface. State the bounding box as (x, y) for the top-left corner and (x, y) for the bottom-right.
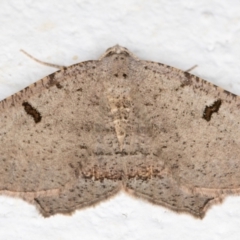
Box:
(0, 0), (240, 239)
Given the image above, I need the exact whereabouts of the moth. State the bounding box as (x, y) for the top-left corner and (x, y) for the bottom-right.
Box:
(0, 45), (239, 218)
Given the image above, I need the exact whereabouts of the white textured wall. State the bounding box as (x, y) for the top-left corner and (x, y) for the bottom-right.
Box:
(0, 1), (240, 239)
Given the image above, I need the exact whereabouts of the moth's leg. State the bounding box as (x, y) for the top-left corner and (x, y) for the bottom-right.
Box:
(124, 174), (220, 218)
(20, 49), (66, 70)
(33, 178), (121, 217)
(185, 64), (198, 72)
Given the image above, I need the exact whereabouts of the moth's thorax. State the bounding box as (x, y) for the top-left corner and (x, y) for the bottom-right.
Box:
(99, 48), (136, 151)
(102, 78), (132, 151)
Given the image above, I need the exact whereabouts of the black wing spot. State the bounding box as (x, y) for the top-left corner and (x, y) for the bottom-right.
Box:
(48, 72), (56, 86)
(56, 83), (63, 89)
(181, 72), (193, 87)
(123, 73), (127, 78)
(184, 72), (192, 79)
(203, 99), (222, 122)
(22, 102), (42, 123)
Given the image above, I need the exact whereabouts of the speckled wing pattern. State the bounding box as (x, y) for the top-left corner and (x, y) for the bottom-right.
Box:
(0, 45), (239, 218)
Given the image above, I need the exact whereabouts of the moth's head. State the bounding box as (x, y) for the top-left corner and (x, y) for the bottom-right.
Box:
(99, 45), (139, 60)
(105, 45), (129, 55)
